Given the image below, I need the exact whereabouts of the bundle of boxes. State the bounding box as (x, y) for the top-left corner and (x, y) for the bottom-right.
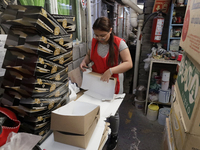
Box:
(0, 5), (75, 137)
(51, 101), (100, 148)
(165, 0), (200, 149)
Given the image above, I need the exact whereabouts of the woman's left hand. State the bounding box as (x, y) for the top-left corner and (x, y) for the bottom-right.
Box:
(100, 69), (112, 82)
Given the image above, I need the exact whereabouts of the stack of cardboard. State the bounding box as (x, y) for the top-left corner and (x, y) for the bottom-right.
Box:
(0, 5), (75, 137)
(98, 122), (110, 150)
(165, 1), (200, 149)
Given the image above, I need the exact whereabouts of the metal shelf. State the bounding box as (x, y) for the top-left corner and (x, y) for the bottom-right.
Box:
(167, 3), (186, 51)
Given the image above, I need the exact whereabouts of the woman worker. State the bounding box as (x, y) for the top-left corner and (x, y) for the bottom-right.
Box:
(80, 16), (133, 150)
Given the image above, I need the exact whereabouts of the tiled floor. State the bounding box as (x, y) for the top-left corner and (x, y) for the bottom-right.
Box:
(103, 68), (165, 150)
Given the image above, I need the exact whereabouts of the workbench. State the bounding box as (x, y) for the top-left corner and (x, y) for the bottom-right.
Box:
(40, 91), (125, 150)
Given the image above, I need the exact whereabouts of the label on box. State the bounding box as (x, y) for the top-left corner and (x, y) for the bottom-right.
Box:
(177, 53), (200, 119)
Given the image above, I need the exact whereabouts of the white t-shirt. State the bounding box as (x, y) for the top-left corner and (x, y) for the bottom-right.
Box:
(88, 40), (128, 58)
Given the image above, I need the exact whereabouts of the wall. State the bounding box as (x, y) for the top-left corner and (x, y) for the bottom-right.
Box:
(138, 0), (170, 87)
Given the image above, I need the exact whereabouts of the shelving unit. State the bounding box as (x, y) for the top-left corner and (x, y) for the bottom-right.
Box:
(144, 58), (180, 114)
(167, 3), (187, 51)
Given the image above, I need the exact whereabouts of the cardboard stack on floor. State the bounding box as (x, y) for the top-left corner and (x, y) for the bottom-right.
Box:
(164, 0), (200, 149)
(0, 5), (75, 139)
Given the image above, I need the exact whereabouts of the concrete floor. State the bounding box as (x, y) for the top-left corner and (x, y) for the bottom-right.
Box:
(103, 68), (165, 150)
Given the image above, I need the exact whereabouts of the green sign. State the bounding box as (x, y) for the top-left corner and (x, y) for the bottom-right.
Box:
(177, 53), (200, 119)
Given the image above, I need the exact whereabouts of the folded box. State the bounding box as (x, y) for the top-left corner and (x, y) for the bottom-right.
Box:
(53, 117), (98, 149)
(51, 101), (100, 135)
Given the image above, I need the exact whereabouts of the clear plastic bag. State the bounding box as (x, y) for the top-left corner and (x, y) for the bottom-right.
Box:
(0, 132), (41, 150)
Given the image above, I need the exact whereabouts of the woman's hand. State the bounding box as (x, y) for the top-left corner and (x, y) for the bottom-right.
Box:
(80, 60), (88, 72)
(100, 68), (112, 82)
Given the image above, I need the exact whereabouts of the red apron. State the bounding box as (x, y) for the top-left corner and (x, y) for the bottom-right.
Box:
(90, 36), (122, 94)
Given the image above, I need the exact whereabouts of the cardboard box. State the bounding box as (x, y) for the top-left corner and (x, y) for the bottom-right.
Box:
(170, 99), (200, 150)
(180, 0), (200, 64)
(162, 118), (176, 150)
(51, 101), (100, 135)
(175, 52), (200, 136)
(53, 117), (98, 149)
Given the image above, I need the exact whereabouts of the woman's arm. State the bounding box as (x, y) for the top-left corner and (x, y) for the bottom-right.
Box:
(101, 48), (133, 82)
(80, 49), (91, 71)
(111, 48), (133, 73)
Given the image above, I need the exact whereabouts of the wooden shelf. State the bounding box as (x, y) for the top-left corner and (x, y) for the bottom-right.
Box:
(171, 24), (183, 26)
(144, 59), (180, 114)
(169, 37), (181, 40)
(151, 58), (180, 65)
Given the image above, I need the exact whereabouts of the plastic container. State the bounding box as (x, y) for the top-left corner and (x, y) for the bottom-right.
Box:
(158, 108), (171, 125)
(161, 81), (169, 90)
(159, 89), (171, 103)
(162, 71), (170, 81)
(136, 85), (146, 101)
(134, 97), (145, 110)
(147, 103), (159, 121)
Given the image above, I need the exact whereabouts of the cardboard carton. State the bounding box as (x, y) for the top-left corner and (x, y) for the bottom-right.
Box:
(162, 118), (176, 150)
(180, 0), (200, 64)
(51, 101), (100, 135)
(170, 99), (200, 150)
(175, 53), (200, 136)
(53, 117), (98, 149)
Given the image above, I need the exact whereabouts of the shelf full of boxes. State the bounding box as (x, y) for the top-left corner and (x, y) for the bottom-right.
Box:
(0, 4), (76, 143)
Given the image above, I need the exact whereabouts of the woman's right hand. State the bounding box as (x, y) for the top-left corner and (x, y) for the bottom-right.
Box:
(80, 60), (88, 72)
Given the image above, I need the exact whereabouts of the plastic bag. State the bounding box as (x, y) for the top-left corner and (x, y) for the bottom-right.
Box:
(0, 132), (41, 150)
(143, 58), (151, 71)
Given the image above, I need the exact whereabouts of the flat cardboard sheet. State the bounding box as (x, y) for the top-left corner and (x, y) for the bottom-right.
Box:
(0, 34), (7, 76)
(76, 93), (125, 117)
(81, 70), (116, 101)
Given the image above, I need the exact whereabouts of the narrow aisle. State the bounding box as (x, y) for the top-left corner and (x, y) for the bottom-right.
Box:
(103, 68), (164, 150)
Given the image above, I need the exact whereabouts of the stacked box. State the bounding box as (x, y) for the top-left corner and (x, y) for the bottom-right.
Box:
(0, 5), (76, 137)
(169, 53), (200, 150)
(50, 101), (100, 148)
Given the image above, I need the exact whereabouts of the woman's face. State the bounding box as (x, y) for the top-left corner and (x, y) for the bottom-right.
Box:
(93, 29), (112, 44)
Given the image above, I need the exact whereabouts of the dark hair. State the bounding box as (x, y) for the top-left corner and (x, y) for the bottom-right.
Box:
(92, 17), (117, 67)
